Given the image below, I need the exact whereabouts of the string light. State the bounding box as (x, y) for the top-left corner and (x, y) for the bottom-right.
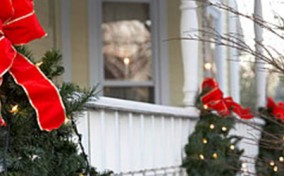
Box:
(221, 126), (227, 132)
(203, 104), (208, 110)
(123, 57), (130, 65)
(212, 153), (218, 159)
(204, 62), (212, 70)
(242, 163), (248, 173)
(273, 166), (278, 172)
(199, 154), (204, 160)
(270, 160), (275, 166)
(209, 124), (215, 130)
(64, 118), (70, 124)
(35, 61), (43, 67)
(279, 156), (284, 162)
(202, 138), (208, 144)
(10, 105), (19, 114)
(230, 144), (235, 150)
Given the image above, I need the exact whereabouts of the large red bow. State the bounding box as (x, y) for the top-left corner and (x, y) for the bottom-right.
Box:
(201, 78), (253, 119)
(0, 0), (66, 131)
(267, 97), (284, 121)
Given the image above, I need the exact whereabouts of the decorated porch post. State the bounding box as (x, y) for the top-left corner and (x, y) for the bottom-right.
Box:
(254, 0), (266, 107)
(228, 0), (240, 103)
(180, 0), (199, 106)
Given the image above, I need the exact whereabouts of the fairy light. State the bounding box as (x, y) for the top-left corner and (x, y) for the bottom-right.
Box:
(212, 153), (218, 159)
(10, 105), (19, 113)
(202, 138), (208, 144)
(270, 160), (275, 166)
(230, 144), (235, 150)
(209, 124), (215, 130)
(203, 104), (208, 110)
(35, 61), (43, 67)
(64, 118), (70, 124)
(204, 62), (212, 70)
(273, 166), (278, 172)
(242, 163), (248, 173)
(221, 126), (227, 132)
(279, 156), (284, 162)
(199, 154), (204, 160)
(123, 57), (130, 65)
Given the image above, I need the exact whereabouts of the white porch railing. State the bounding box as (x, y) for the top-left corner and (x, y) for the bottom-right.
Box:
(76, 97), (264, 175)
(77, 97), (199, 175)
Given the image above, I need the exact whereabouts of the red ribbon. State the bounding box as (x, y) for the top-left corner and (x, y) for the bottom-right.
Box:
(0, 0), (66, 131)
(267, 97), (284, 121)
(201, 78), (253, 119)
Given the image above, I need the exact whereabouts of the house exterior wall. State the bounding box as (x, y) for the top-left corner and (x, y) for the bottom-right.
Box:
(28, 0), (237, 106)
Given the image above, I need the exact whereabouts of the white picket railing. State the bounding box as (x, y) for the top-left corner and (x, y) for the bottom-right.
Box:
(76, 97), (264, 175)
(77, 97), (199, 174)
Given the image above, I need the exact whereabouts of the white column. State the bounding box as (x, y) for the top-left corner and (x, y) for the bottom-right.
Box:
(254, 0), (266, 107)
(180, 0), (199, 106)
(228, 0), (240, 103)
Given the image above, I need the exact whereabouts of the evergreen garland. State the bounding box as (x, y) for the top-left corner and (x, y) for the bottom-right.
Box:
(0, 48), (111, 176)
(182, 78), (244, 176)
(256, 106), (284, 175)
(182, 110), (243, 176)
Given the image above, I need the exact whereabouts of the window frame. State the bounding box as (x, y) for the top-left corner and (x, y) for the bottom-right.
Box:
(87, 0), (168, 104)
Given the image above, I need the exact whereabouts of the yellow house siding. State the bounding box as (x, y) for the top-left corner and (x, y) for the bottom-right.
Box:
(28, 0), (56, 61)
(167, 0), (184, 106)
(70, 0), (89, 87)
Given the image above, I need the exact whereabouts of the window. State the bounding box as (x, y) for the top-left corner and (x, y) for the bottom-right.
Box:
(102, 2), (154, 103)
(88, 0), (168, 104)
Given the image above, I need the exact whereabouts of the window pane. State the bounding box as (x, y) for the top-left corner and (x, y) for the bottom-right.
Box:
(104, 87), (154, 103)
(102, 2), (152, 81)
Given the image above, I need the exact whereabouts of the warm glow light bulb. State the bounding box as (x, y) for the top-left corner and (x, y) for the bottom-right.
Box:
(270, 161), (275, 166)
(221, 126), (227, 132)
(202, 138), (208, 144)
(203, 104), (208, 110)
(64, 118), (70, 124)
(212, 153), (218, 159)
(10, 105), (19, 113)
(209, 124), (215, 130)
(123, 57), (130, 65)
(274, 166), (278, 172)
(199, 154), (204, 160)
(36, 61), (43, 67)
(230, 145), (235, 150)
(204, 62), (212, 70)
(279, 156), (284, 162)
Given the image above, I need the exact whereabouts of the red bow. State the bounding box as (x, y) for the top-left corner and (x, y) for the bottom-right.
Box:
(0, 0), (66, 131)
(267, 97), (284, 120)
(201, 78), (253, 119)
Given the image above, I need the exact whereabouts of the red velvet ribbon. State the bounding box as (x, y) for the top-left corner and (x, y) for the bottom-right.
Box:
(0, 0), (66, 131)
(201, 78), (253, 119)
(267, 97), (284, 121)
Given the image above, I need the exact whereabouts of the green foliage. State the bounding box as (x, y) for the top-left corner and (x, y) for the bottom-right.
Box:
(0, 48), (110, 176)
(182, 111), (243, 176)
(256, 108), (284, 176)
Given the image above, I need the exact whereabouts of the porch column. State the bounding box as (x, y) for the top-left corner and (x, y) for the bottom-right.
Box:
(254, 0), (266, 107)
(180, 0), (199, 106)
(228, 0), (240, 103)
